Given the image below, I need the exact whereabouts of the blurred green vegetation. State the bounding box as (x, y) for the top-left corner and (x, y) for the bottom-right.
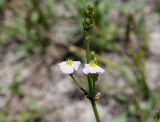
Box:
(155, 0), (160, 15)
(17, 98), (42, 122)
(9, 70), (24, 97)
(0, 71), (41, 122)
(0, 0), (160, 122)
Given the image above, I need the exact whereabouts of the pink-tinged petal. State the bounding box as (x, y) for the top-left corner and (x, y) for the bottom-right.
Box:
(72, 61), (81, 71)
(82, 67), (89, 74)
(88, 67), (98, 74)
(84, 64), (90, 67)
(95, 66), (105, 73)
(83, 63), (105, 74)
(82, 64), (90, 74)
(59, 65), (74, 74)
(58, 61), (66, 66)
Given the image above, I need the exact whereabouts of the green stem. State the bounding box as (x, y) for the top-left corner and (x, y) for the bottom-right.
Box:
(85, 31), (94, 96)
(85, 31), (90, 63)
(87, 74), (93, 96)
(90, 100), (101, 122)
(92, 80), (96, 91)
(83, 5), (101, 122)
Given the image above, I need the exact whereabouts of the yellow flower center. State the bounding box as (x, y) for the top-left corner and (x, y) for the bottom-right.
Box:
(66, 59), (73, 66)
(89, 61), (97, 67)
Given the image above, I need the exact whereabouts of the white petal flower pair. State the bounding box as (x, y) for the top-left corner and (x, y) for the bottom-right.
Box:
(58, 60), (105, 75)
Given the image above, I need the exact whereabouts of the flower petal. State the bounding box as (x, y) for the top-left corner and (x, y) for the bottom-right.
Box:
(59, 65), (74, 74)
(72, 61), (81, 71)
(95, 66), (105, 73)
(82, 64), (105, 74)
(88, 67), (98, 74)
(82, 67), (89, 74)
(84, 64), (89, 67)
(58, 61), (66, 66)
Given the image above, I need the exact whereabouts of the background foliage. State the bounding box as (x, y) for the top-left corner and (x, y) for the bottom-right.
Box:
(0, 0), (160, 122)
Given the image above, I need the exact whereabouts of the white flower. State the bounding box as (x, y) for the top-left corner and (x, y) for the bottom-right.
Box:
(58, 59), (81, 74)
(82, 62), (105, 74)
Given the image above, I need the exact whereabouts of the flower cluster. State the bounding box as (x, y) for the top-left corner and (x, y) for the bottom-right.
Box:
(58, 59), (105, 75)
